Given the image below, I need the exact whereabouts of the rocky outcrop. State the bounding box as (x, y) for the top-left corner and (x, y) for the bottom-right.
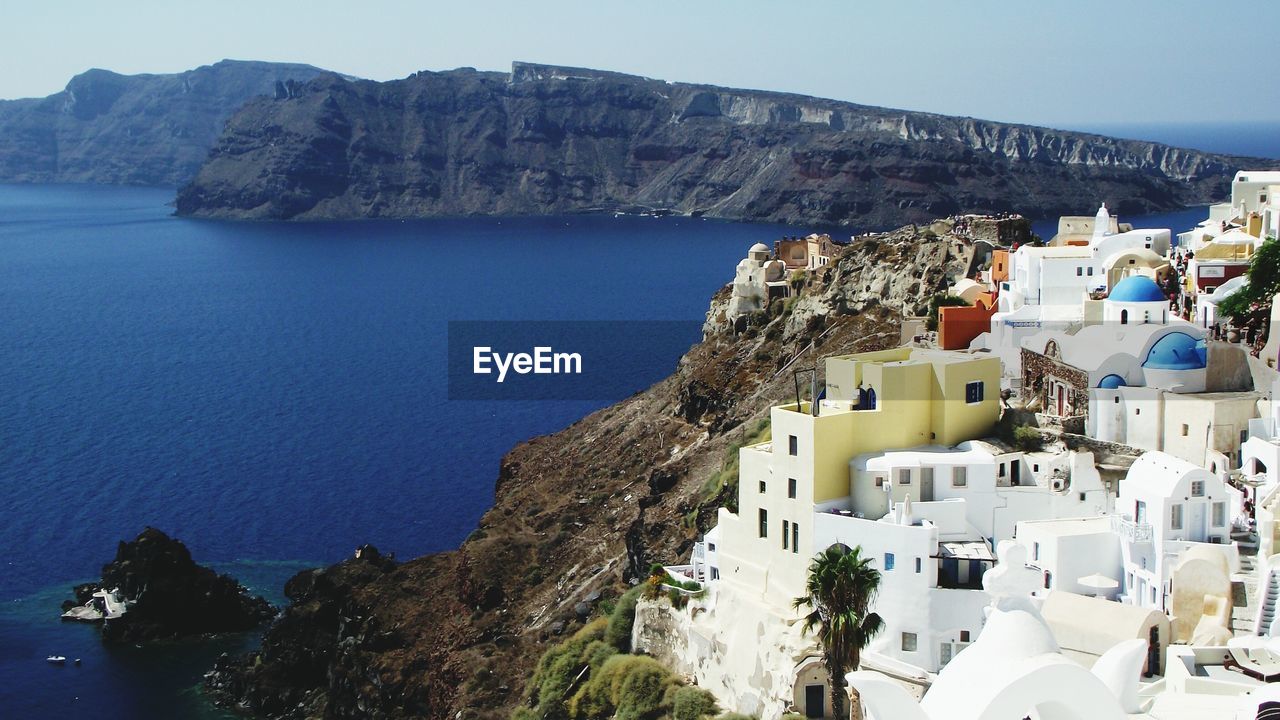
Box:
(200, 220), (983, 719)
(64, 527), (274, 642)
(0, 60), (328, 185)
(175, 61), (1271, 226)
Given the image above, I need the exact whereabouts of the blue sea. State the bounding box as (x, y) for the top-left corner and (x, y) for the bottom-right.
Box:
(0, 179), (1243, 717)
(0, 185), (800, 718)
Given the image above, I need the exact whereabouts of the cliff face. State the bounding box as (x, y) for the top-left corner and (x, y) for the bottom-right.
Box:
(0, 60), (327, 185)
(176, 62), (1266, 226)
(202, 218), (987, 719)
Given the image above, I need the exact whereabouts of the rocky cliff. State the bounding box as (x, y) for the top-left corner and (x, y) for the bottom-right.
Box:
(201, 218), (989, 719)
(0, 60), (328, 185)
(65, 527), (274, 642)
(175, 62), (1267, 226)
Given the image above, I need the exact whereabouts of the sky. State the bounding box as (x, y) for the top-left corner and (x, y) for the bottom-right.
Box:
(2, 0), (1278, 128)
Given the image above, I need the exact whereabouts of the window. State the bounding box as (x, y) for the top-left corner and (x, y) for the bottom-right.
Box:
(884, 552), (895, 571)
(788, 478), (797, 499)
(758, 509), (768, 538)
(1032, 542), (1040, 561)
(1114, 396), (1120, 404)
(874, 474), (886, 488)
(915, 557), (922, 573)
(1033, 464), (1040, 472)
(901, 632), (917, 652)
(959, 630), (970, 642)
(1135, 500), (1147, 525)
(792, 523), (798, 554)
(708, 543), (716, 552)
(1043, 570), (1052, 589)
(710, 568), (719, 580)
(1181, 424), (1189, 437)
(965, 381), (985, 404)
(1171, 503), (1183, 530)
(1190, 480), (1204, 497)
(1213, 502), (1226, 527)
(1076, 266), (1083, 276)
(952, 466), (968, 488)
(1121, 309), (1128, 325)
(783, 520), (790, 550)
(1087, 267), (1094, 276)
(788, 435), (798, 456)
(998, 463), (1006, 478)
(759, 480), (767, 493)
(897, 468), (911, 485)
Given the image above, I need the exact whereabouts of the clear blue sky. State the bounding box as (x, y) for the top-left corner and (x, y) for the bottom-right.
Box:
(2, 0), (1277, 127)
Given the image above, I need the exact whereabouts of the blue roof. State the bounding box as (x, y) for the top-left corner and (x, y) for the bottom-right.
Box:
(1109, 275), (1166, 303)
(1143, 332), (1207, 371)
(1098, 374), (1127, 389)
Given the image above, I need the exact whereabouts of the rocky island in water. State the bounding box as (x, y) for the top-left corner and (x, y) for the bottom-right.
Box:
(62, 527), (274, 643)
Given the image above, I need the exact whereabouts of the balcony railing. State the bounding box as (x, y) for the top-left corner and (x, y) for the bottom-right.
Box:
(1111, 514), (1153, 543)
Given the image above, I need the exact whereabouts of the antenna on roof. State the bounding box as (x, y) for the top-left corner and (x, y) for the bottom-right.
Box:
(792, 365), (820, 417)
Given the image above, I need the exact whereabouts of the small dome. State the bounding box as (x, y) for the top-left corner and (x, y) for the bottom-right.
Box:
(1098, 374), (1127, 389)
(1144, 332), (1207, 370)
(748, 242), (770, 255)
(1109, 275), (1165, 303)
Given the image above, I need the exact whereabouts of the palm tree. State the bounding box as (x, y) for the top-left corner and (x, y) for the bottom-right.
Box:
(793, 544), (883, 720)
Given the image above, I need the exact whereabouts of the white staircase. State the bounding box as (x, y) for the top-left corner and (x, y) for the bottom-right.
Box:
(1262, 571), (1280, 636)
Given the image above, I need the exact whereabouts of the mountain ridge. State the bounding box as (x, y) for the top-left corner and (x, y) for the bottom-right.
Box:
(174, 61), (1274, 227)
(0, 59), (330, 186)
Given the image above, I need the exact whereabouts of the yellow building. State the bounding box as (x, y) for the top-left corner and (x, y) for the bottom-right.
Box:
(714, 347), (1001, 608)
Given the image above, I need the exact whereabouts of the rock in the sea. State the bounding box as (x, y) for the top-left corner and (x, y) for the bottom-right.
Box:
(67, 527), (274, 642)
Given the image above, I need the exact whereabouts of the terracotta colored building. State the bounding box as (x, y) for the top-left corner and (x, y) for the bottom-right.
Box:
(938, 292), (998, 350)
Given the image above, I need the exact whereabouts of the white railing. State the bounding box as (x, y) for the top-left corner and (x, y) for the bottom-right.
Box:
(1111, 514), (1153, 543)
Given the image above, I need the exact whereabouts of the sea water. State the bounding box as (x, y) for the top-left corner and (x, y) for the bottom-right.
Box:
(0, 184), (798, 717)
(0, 182), (1243, 716)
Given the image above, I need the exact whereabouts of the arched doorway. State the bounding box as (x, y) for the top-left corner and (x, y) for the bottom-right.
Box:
(792, 657), (830, 719)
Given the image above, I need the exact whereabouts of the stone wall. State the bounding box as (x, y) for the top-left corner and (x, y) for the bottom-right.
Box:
(951, 214), (1032, 247)
(1020, 348), (1090, 416)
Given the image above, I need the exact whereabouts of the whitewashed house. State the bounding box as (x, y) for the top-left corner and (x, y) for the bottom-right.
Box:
(1112, 452), (1241, 614)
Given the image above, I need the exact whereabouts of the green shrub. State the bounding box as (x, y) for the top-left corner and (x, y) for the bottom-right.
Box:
(926, 293), (970, 331)
(781, 714), (807, 720)
(605, 586), (642, 651)
(570, 654), (675, 720)
(671, 686), (719, 720)
(715, 714), (758, 720)
(1013, 425), (1044, 451)
(519, 618), (608, 720)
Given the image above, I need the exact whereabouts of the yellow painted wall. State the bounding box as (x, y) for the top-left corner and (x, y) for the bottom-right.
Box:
(934, 357), (1002, 446)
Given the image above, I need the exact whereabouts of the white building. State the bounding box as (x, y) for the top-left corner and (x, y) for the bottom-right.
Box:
(1195, 276), (1248, 330)
(979, 205), (1174, 378)
(1006, 516), (1125, 600)
(1112, 452), (1241, 615)
(728, 242), (789, 321)
(1242, 377), (1280, 497)
(849, 442), (1109, 546)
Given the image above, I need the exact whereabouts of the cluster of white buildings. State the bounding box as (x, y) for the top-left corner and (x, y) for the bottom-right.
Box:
(635, 172), (1280, 720)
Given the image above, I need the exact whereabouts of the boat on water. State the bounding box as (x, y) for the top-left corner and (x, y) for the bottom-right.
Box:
(46, 656), (66, 664)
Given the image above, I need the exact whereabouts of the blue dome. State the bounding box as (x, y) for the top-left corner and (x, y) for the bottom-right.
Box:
(1143, 332), (1207, 370)
(1109, 275), (1166, 303)
(1098, 374), (1127, 389)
